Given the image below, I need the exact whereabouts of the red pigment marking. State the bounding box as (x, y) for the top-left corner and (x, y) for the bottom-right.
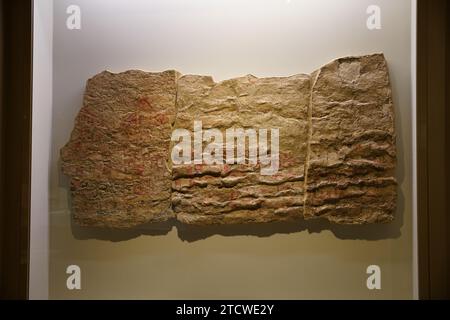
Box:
(133, 186), (145, 195)
(195, 164), (203, 173)
(280, 152), (297, 168)
(124, 113), (139, 126)
(135, 166), (144, 175)
(137, 97), (152, 109)
(72, 180), (81, 188)
(155, 113), (169, 125)
(229, 190), (239, 201)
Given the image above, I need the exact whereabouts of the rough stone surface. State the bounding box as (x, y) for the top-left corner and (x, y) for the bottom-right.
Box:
(61, 70), (179, 228)
(304, 54), (397, 224)
(61, 53), (397, 228)
(172, 74), (311, 225)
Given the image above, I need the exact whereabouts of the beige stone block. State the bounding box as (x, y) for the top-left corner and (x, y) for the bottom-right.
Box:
(61, 70), (179, 228)
(304, 54), (397, 224)
(172, 74), (311, 225)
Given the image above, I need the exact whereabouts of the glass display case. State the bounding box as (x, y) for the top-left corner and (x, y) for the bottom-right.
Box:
(28, 0), (419, 300)
(19, 0), (428, 299)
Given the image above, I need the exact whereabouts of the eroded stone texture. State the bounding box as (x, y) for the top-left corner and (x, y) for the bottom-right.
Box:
(172, 74), (311, 225)
(304, 54), (397, 224)
(61, 70), (179, 228)
(61, 54), (397, 228)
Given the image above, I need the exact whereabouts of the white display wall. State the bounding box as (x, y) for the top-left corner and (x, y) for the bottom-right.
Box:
(31, 0), (418, 299)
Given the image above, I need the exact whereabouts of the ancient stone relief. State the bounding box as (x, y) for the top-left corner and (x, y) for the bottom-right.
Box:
(61, 54), (397, 229)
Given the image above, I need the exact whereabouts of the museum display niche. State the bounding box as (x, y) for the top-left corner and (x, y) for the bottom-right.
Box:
(38, 0), (418, 299)
(2, 2), (446, 300)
